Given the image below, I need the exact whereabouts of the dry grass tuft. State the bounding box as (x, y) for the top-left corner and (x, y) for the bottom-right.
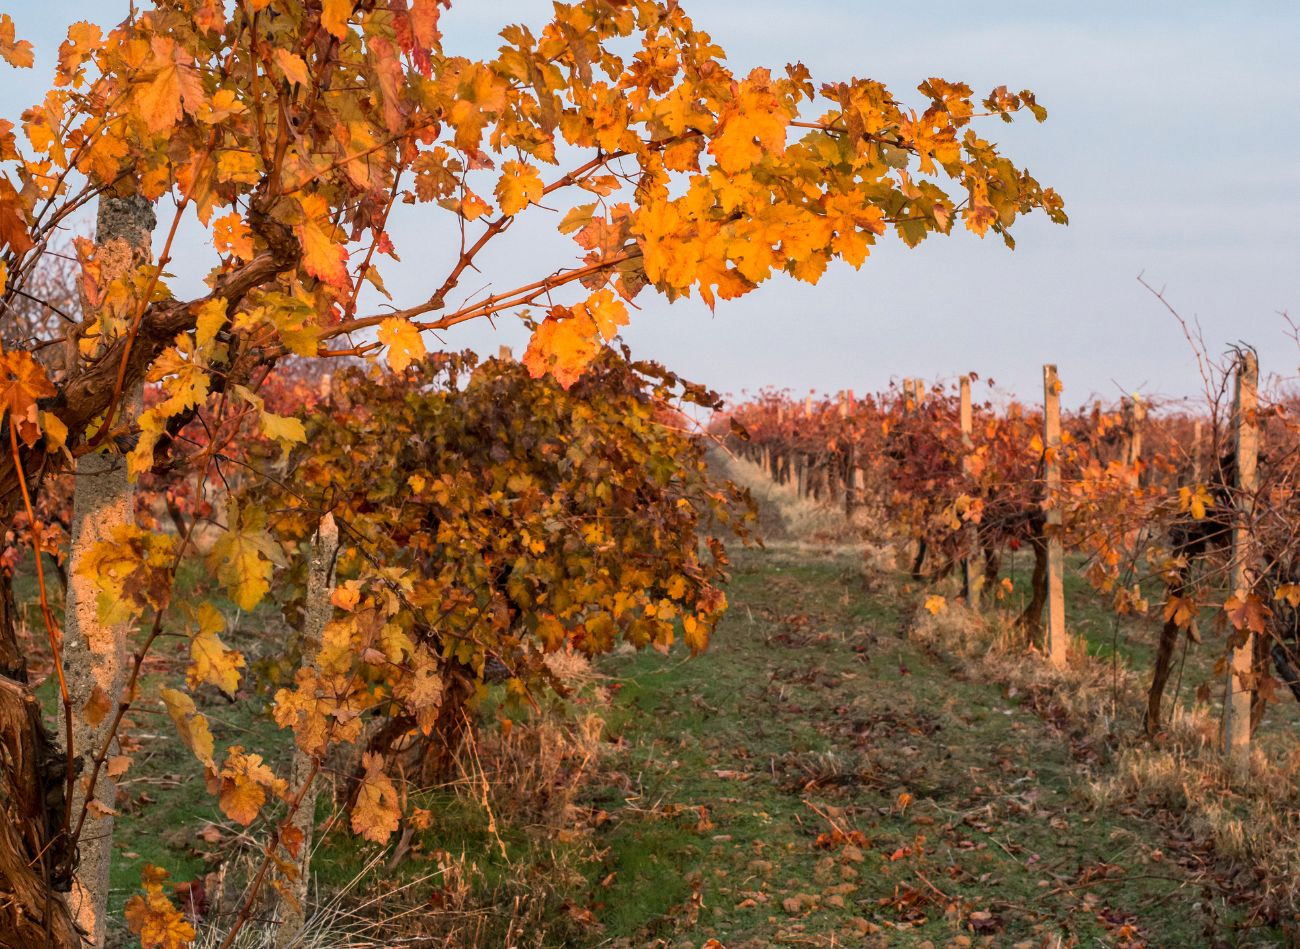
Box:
(476, 710), (605, 829)
(907, 594), (1300, 933)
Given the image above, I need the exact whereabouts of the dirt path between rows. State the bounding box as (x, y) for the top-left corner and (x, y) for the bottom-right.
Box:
(590, 455), (1209, 948)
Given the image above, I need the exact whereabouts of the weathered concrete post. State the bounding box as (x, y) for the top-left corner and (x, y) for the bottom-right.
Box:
(65, 194), (156, 947)
(275, 514), (340, 946)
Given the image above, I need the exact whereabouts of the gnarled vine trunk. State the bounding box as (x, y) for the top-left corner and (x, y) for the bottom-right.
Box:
(0, 571), (79, 946)
(1018, 530), (1049, 639)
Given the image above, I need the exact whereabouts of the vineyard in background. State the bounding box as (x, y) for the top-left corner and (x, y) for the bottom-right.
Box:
(716, 350), (1300, 762)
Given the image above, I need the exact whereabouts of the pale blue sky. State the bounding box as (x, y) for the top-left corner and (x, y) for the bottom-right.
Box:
(4, 2), (1299, 406)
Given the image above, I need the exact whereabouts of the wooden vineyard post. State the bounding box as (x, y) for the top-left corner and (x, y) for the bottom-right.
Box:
(1223, 350), (1259, 769)
(1124, 395), (1146, 483)
(1192, 418), (1205, 481)
(1043, 365), (1067, 668)
(902, 378), (914, 413)
(843, 390), (857, 518)
(959, 375), (977, 603)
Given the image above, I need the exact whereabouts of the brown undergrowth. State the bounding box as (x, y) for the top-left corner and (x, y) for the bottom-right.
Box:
(904, 587), (1300, 942)
(185, 653), (612, 948)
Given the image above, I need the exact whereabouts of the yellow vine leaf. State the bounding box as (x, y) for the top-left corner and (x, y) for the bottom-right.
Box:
(352, 752), (401, 844)
(259, 409), (306, 446)
(682, 614), (709, 653)
(125, 865), (195, 949)
(160, 688), (215, 769)
(708, 68), (788, 174)
(924, 595), (947, 615)
(294, 193), (349, 287)
(207, 503), (284, 610)
(133, 40), (184, 134)
(210, 746), (285, 826)
(211, 212), (253, 260)
(522, 310), (601, 389)
(272, 48), (310, 86)
(187, 602), (245, 696)
(0, 15), (33, 69)
(57, 21), (102, 85)
(1178, 484), (1214, 520)
(378, 317), (426, 372)
(76, 524), (177, 629)
(0, 350), (55, 447)
(495, 160), (543, 216)
(584, 288), (628, 341)
(273, 666), (365, 756)
(194, 296), (227, 349)
(320, 0), (352, 39)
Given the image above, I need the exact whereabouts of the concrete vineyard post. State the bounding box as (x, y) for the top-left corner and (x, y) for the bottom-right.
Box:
(1043, 364), (1067, 668)
(274, 514), (339, 946)
(1222, 350), (1259, 770)
(65, 195), (156, 947)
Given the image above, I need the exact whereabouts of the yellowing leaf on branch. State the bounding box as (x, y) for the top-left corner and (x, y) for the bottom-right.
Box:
(495, 160), (543, 216)
(378, 317), (427, 372)
(210, 746), (285, 826)
(521, 300), (616, 388)
(133, 36), (200, 135)
(187, 602), (245, 696)
(352, 752), (401, 843)
(708, 68), (788, 174)
(294, 193), (349, 287)
(0, 350), (55, 447)
(57, 21), (102, 84)
(584, 288), (628, 341)
(194, 297), (228, 350)
(125, 865), (195, 949)
(212, 212), (253, 260)
(1178, 484), (1214, 520)
(76, 524), (177, 629)
(208, 503), (285, 610)
(272, 48), (310, 86)
(160, 688), (215, 769)
(0, 14), (33, 69)
(260, 409), (306, 446)
(1275, 584), (1300, 608)
(321, 0), (353, 38)
(523, 312), (600, 389)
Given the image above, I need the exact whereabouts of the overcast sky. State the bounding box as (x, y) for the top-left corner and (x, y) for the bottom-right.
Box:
(5, 2), (1299, 408)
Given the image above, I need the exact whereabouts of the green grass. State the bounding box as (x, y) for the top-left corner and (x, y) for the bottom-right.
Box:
(22, 493), (1282, 946)
(996, 552), (1300, 744)
(586, 545), (1209, 946)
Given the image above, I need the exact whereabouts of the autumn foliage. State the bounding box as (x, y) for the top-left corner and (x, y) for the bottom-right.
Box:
(721, 365), (1300, 743)
(250, 350), (751, 783)
(0, 0), (1068, 943)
